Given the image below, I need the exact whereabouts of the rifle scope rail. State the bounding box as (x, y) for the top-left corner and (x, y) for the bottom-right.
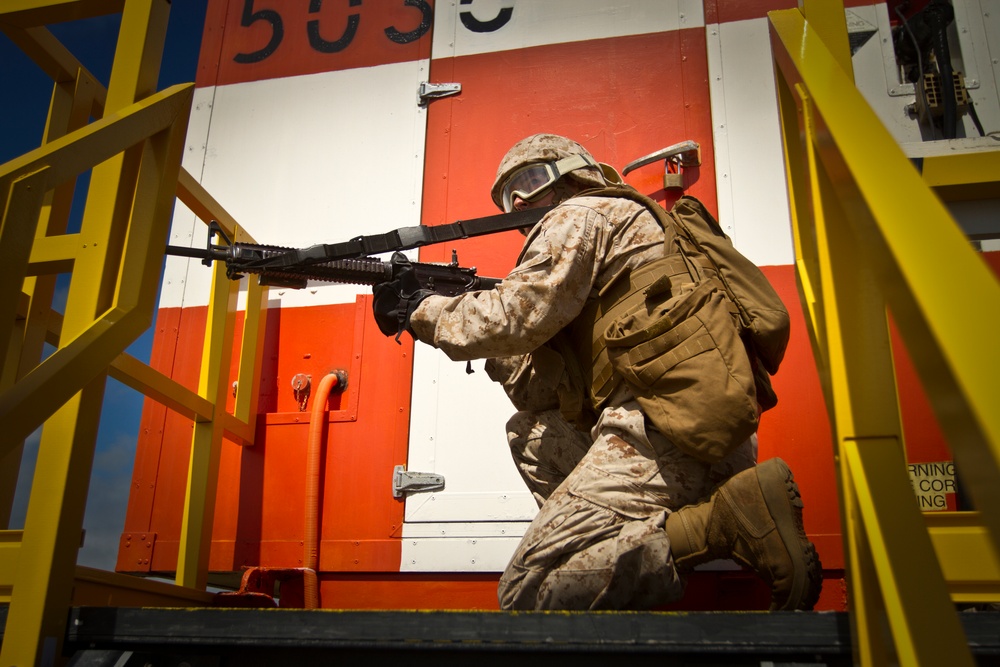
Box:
(165, 241), (500, 294)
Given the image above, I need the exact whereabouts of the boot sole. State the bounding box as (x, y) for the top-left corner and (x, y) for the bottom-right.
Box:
(756, 457), (823, 610)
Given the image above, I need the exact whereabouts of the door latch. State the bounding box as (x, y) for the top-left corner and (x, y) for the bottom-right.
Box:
(418, 81), (462, 107)
(622, 140), (701, 190)
(392, 465), (445, 498)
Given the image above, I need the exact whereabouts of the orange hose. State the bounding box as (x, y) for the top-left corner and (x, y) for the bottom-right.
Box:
(303, 372), (342, 609)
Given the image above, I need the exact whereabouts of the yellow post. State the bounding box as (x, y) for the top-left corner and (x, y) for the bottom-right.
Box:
(176, 260), (239, 589)
(0, 2), (179, 664)
(771, 4), (1000, 663)
(0, 60), (100, 529)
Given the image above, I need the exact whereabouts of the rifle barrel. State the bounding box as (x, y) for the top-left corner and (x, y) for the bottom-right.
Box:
(165, 245), (214, 260)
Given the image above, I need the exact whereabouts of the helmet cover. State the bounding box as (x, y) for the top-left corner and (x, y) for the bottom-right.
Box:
(490, 133), (608, 210)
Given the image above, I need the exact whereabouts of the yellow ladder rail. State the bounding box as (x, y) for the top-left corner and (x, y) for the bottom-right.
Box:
(0, 2), (270, 665)
(770, 3), (1000, 665)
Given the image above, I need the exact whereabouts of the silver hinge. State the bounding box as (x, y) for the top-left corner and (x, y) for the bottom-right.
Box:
(392, 465), (445, 498)
(418, 81), (461, 107)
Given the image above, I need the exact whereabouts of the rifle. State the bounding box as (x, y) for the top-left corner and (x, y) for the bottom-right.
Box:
(165, 207), (550, 295)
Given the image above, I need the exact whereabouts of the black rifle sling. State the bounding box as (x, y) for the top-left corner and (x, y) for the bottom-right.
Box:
(262, 206), (553, 270)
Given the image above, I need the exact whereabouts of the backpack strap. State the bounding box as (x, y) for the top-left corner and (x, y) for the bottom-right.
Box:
(576, 186), (744, 325)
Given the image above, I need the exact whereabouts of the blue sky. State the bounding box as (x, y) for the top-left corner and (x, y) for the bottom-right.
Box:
(1, 1), (208, 570)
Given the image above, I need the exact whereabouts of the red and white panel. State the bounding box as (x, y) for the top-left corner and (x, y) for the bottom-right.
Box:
(125, 0), (985, 611)
(401, 0), (724, 571)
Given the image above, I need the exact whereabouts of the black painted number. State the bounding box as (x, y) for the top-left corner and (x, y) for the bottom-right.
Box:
(233, 0), (513, 64)
(234, 0), (284, 64)
(385, 0), (432, 44)
(459, 0), (512, 33)
(308, 0), (361, 53)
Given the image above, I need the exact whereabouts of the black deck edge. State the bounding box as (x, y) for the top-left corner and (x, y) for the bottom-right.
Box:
(62, 607), (1000, 654)
(61, 608), (855, 655)
(2, 606), (999, 662)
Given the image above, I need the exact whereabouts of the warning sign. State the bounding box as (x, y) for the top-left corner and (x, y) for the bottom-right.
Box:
(908, 461), (957, 512)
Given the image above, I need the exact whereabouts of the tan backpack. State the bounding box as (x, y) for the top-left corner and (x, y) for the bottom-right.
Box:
(572, 186), (790, 463)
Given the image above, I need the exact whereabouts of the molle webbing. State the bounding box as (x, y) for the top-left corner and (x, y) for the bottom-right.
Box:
(576, 254), (692, 409)
(567, 186), (741, 412)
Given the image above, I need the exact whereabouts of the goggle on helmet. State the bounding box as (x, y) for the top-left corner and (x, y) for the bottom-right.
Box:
(500, 153), (599, 213)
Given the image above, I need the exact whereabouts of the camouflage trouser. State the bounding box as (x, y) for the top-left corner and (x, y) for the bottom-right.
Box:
(499, 402), (756, 610)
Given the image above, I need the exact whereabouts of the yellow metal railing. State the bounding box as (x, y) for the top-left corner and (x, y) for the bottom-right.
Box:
(770, 3), (1000, 665)
(0, 1), (269, 665)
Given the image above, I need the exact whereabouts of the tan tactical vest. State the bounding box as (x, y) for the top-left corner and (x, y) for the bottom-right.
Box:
(561, 186), (789, 464)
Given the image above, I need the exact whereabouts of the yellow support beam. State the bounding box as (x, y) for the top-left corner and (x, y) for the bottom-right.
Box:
(176, 260), (239, 590)
(0, 82), (194, 456)
(0, 24), (107, 115)
(799, 0), (853, 77)
(0, 1), (189, 663)
(770, 9), (1000, 536)
(921, 151), (1000, 202)
(0, 168), (51, 399)
(0, 0), (124, 27)
(770, 3), (1000, 663)
(3, 1), (271, 663)
(927, 512), (1000, 603)
(844, 438), (972, 666)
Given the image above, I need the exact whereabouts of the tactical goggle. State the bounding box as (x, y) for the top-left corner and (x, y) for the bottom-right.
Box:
(501, 154), (597, 212)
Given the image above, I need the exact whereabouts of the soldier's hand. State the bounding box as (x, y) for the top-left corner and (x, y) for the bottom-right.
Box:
(372, 252), (433, 341)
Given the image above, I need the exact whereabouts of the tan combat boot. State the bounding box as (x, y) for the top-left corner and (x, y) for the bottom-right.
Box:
(664, 457), (822, 611)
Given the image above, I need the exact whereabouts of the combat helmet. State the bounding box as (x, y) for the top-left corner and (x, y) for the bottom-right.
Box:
(490, 134), (622, 212)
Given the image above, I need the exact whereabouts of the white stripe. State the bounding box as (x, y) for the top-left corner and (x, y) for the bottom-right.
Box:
(708, 18), (794, 267)
(433, 0), (705, 59)
(161, 62), (430, 309)
(400, 536), (523, 572)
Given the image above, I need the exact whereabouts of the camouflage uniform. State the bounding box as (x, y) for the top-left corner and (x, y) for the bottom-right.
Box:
(409, 195), (756, 610)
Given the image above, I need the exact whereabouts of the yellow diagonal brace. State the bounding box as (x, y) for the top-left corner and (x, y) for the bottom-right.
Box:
(800, 0), (853, 76)
(0, 24), (108, 116)
(109, 352), (214, 422)
(177, 167), (248, 241)
(0, 0), (125, 26)
(0, 84), (193, 458)
(0, 83), (193, 196)
(771, 0), (1000, 575)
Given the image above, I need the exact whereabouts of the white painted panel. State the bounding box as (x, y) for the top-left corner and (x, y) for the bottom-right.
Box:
(707, 19), (794, 267)
(404, 489), (537, 523)
(432, 0), (703, 59)
(402, 521), (528, 538)
(161, 60), (430, 309)
(161, 86), (215, 309)
(403, 0), (712, 535)
(400, 536), (522, 572)
(400, 523), (526, 574)
(406, 345), (537, 523)
(398, 533), (736, 573)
